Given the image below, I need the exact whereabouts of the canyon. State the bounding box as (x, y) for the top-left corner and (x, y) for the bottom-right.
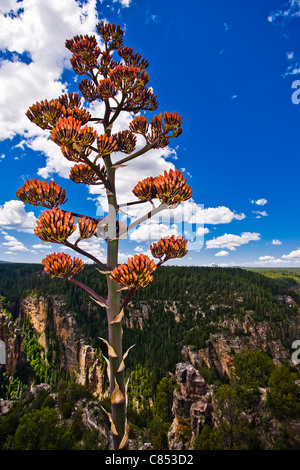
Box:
(1, 263), (300, 450)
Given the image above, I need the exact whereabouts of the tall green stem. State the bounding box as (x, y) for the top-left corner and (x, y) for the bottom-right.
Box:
(105, 155), (127, 449)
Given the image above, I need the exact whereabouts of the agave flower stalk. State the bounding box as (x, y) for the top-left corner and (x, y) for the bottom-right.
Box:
(18, 22), (193, 450)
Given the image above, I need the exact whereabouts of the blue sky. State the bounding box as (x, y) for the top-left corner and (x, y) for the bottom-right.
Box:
(0, 0), (299, 267)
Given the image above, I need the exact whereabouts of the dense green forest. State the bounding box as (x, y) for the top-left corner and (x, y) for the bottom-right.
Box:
(0, 263), (299, 372)
(0, 263), (300, 449)
(249, 267), (300, 289)
(0, 263), (299, 373)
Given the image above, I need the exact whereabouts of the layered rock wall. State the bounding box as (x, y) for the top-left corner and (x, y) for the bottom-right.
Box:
(0, 313), (26, 376)
(182, 314), (300, 378)
(20, 296), (105, 396)
(168, 363), (213, 450)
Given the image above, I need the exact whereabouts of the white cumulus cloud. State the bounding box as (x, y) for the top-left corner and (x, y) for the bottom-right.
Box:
(0, 0), (99, 140)
(259, 255), (275, 261)
(2, 234), (28, 251)
(206, 232), (261, 251)
(0, 200), (36, 232)
(271, 239), (282, 245)
(129, 223), (180, 243)
(282, 249), (300, 260)
(215, 250), (229, 257)
(252, 210), (268, 218)
(251, 198), (267, 206)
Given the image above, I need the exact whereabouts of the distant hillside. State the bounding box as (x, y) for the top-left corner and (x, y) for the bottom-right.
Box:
(1, 263), (300, 450)
(249, 267), (300, 290)
(0, 263), (299, 374)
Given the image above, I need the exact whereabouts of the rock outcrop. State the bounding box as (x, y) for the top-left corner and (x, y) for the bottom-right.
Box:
(124, 302), (150, 330)
(168, 363), (213, 450)
(20, 296), (105, 396)
(182, 313), (300, 379)
(0, 312), (27, 376)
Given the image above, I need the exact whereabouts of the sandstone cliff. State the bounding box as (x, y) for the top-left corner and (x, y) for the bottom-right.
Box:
(124, 302), (150, 330)
(181, 312), (300, 379)
(168, 363), (213, 450)
(20, 296), (105, 396)
(0, 312), (27, 376)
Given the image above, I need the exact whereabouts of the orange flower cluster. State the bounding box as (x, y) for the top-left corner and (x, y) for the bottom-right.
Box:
(26, 99), (62, 130)
(150, 236), (188, 261)
(26, 93), (90, 131)
(132, 169), (192, 206)
(50, 116), (98, 161)
(118, 46), (149, 69)
(113, 130), (137, 154)
(78, 216), (98, 239)
(108, 65), (150, 92)
(96, 22), (124, 50)
(97, 78), (117, 100)
(65, 24), (124, 85)
(42, 252), (84, 278)
(35, 208), (76, 243)
(97, 64), (158, 113)
(65, 34), (101, 75)
(63, 23), (157, 113)
(163, 112), (183, 136)
(58, 92), (82, 109)
(129, 111), (182, 149)
(99, 51), (118, 75)
(132, 176), (156, 201)
(78, 78), (101, 102)
(97, 134), (118, 158)
(129, 116), (149, 136)
(110, 254), (157, 289)
(16, 179), (67, 208)
(69, 163), (106, 185)
(154, 168), (192, 206)
(124, 87), (158, 113)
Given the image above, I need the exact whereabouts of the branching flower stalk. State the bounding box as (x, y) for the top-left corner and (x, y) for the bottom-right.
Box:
(17, 22), (192, 450)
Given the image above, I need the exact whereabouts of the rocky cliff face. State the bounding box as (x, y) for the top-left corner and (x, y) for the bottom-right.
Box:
(182, 313), (300, 379)
(124, 302), (150, 330)
(0, 312), (27, 376)
(168, 363), (213, 450)
(20, 296), (105, 396)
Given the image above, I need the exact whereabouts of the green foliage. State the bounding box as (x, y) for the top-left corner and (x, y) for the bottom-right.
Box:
(23, 328), (58, 385)
(0, 382), (104, 450)
(1, 264), (300, 450)
(194, 424), (214, 450)
(198, 365), (221, 386)
(232, 350), (275, 389)
(195, 359), (300, 450)
(0, 372), (27, 400)
(152, 430), (169, 450)
(57, 381), (93, 420)
(148, 415), (172, 444)
(273, 425), (300, 450)
(0, 264), (298, 379)
(4, 407), (74, 450)
(204, 384), (259, 450)
(70, 407), (85, 441)
(153, 377), (174, 423)
(249, 268), (300, 288)
(209, 419), (258, 450)
(78, 428), (106, 450)
(126, 365), (156, 428)
(125, 367), (174, 448)
(266, 365), (300, 418)
(0, 387), (64, 449)
(0, 305), (59, 399)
